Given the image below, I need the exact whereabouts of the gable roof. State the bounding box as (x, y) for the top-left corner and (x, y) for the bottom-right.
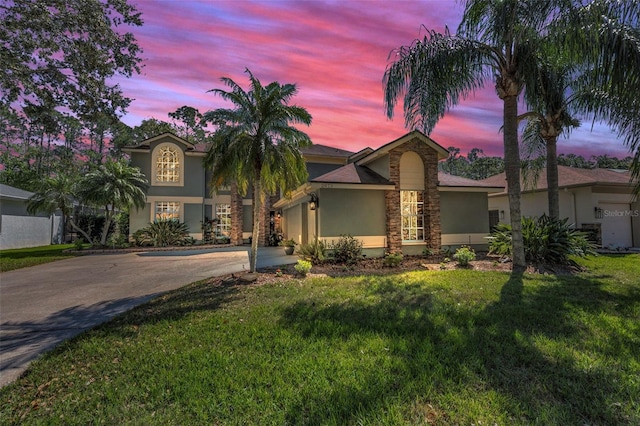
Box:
(311, 163), (394, 185)
(481, 165), (635, 193)
(123, 132), (208, 153)
(356, 130), (449, 166)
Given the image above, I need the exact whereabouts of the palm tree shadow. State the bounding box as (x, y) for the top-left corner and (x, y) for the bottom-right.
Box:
(278, 271), (637, 424)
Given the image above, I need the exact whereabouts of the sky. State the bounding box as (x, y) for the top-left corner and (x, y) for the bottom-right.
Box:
(116, 0), (632, 159)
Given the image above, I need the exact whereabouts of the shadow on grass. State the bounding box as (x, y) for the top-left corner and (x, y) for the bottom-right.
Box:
(279, 271), (639, 424)
(1, 278), (244, 385)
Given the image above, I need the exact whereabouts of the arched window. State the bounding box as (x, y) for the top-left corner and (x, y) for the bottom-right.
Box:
(152, 143), (183, 186)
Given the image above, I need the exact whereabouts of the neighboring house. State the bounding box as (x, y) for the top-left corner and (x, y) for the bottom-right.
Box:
(124, 131), (503, 255)
(480, 165), (639, 248)
(0, 184), (63, 249)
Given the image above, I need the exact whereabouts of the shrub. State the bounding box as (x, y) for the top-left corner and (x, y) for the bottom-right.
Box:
(422, 247), (435, 256)
(453, 246), (476, 266)
(133, 220), (194, 247)
(329, 234), (363, 265)
(280, 239), (297, 247)
(73, 238), (84, 251)
(107, 232), (129, 249)
(294, 259), (312, 276)
(383, 252), (403, 267)
(487, 214), (597, 265)
(297, 239), (326, 264)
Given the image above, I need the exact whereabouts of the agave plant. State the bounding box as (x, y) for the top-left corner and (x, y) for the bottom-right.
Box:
(133, 220), (193, 247)
(487, 215), (596, 266)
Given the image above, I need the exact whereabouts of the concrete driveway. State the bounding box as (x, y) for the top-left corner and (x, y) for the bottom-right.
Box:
(0, 246), (295, 387)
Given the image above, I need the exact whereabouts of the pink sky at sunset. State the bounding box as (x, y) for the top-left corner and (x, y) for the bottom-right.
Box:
(117, 0), (632, 159)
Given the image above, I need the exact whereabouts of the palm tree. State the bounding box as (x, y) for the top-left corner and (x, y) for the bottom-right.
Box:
(80, 160), (148, 246)
(27, 174), (93, 243)
(521, 19), (640, 218)
(383, 0), (640, 272)
(203, 69), (312, 273)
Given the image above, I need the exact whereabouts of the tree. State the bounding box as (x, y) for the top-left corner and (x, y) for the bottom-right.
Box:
(383, 0), (640, 271)
(521, 6), (640, 217)
(203, 69), (312, 272)
(1, 0), (143, 120)
(80, 160), (148, 246)
(27, 174), (93, 243)
(169, 106), (208, 144)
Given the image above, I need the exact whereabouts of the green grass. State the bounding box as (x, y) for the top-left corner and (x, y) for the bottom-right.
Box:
(0, 244), (79, 272)
(1, 254), (638, 425)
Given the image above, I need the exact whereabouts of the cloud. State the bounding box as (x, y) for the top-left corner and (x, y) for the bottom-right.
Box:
(116, 0), (630, 159)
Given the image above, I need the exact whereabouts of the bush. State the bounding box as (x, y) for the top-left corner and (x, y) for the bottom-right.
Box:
(383, 252), (403, 267)
(73, 238), (84, 251)
(487, 215), (597, 265)
(453, 246), (476, 266)
(294, 259), (312, 276)
(297, 239), (326, 264)
(329, 234), (363, 265)
(133, 220), (194, 247)
(107, 233), (129, 249)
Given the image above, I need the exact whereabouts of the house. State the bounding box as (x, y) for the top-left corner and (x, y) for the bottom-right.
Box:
(124, 131), (503, 255)
(480, 165), (639, 248)
(0, 184), (63, 249)
(275, 131), (503, 256)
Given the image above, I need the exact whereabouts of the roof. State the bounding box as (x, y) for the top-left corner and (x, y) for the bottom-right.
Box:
(0, 184), (34, 200)
(356, 130), (449, 165)
(300, 144), (355, 158)
(438, 172), (504, 189)
(123, 132), (208, 153)
(311, 163), (394, 185)
(481, 165), (636, 193)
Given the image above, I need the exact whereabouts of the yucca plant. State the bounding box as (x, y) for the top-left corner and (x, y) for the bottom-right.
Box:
(487, 215), (596, 266)
(133, 220), (193, 247)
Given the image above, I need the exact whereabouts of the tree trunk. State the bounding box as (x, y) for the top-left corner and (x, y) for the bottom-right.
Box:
(250, 172), (262, 273)
(503, 94), (526, 272)
(100, 208), (113, 246)
(546, 137), (560, 219)
(69, 219), (93, 245)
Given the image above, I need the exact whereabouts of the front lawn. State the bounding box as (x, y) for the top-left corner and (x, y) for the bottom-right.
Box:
(0, 244), (79, 272)
(1, 254), (638, 424)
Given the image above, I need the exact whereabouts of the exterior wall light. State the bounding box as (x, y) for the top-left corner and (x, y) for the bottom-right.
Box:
(500, 210), (505, 219)
(309, 193), (318, 210)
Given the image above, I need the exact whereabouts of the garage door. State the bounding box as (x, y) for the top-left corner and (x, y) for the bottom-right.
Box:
(600, 203), (632, 248)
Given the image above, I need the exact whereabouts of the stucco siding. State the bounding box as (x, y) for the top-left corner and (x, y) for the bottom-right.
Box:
(0, 215), (59, 249)
(367, 156), (390, 180)
(129, 204), (151, 235)
(319, 189), (386, 236)
(184, 203), (204, 234)
(441, 192), (489, 234)
(284, 204), (302, 243)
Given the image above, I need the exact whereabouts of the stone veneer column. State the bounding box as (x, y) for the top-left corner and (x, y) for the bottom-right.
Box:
(230, 182), (244, 246)
(257, 195), (274, 247)
(385, 137), (441, 252)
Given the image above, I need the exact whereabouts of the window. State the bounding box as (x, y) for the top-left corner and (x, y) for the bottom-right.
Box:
(488, 210), (500, 231)
(155, 202), (180, 221)
(156, 145), (180, 182)
(401, 190), (424, 242)
(215, 203), (231, 236)
(152, 143), (183, 186)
